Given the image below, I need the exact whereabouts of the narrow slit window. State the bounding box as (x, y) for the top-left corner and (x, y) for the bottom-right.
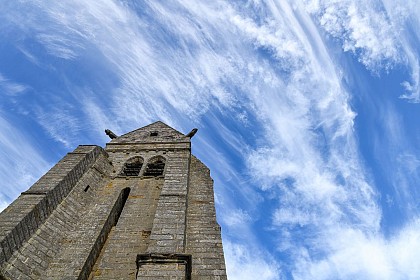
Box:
(121, 157), (143, 176)
(143, 157), (165, 177)
(150, 131), (158, 137)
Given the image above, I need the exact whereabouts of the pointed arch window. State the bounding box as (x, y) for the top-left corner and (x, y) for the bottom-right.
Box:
(120, 156), (144, 176)
(143, 156), (165, 177)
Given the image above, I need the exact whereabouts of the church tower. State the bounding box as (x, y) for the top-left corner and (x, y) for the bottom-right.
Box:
(0, 121), (227, 279)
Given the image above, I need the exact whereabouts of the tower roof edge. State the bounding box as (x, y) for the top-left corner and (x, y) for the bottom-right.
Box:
(109, 121), (190, 144)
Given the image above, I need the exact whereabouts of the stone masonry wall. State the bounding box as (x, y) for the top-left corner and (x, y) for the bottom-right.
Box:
(0, 146), (114, 279)
(186, 156), (227, 280)
(101, 146), (192, 280)
(0, 145), (104, 273)
(147, 149), (190, 253)
(135, 149), (191, 280)
(90, 177), (164, 279)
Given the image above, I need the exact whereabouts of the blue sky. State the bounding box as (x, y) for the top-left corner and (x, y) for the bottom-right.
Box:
(1, 0), (420, 279)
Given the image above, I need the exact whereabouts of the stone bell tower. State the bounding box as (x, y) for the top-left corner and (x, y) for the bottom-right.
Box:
(0, 121), (227, 279)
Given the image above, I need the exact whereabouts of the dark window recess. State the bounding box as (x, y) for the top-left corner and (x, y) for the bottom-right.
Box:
(150, 131), (158, 137)
(84, 185), (90, 192)
(115, 188), (131, 223)
(143, 160), (165, 177)
(121, 160), (143, 176)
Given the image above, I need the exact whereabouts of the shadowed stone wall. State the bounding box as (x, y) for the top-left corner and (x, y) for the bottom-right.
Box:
(186, 156), (227, 279)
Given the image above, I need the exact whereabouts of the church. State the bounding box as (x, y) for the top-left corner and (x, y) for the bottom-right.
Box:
(0, 121), (227, 279)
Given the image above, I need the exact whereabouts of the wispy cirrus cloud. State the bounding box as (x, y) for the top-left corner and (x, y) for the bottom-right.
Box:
(305, 0), (402, 70)
(304, 0), (420, 102)
(292, 220), (420, 279)
(35, 108), (81, 148)
(0, 114), (50, 211)
(234, 2), (420, 279)
(224, 241), (281, 280)
(371, 101), (420, 218)
(0, 73), (27, 96)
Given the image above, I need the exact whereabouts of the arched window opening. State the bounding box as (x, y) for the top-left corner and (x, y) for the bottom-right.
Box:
(120, 157), (143, 176)
(144, 157), (165, 177)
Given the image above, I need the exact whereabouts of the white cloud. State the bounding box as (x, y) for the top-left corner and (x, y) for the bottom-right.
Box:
(292, 219), (420, 279)
(0, 73), (27, 96)
(222, 208), (252, 227)
(304, 0), (420, 101)
(35, 105), (81, 147)
(274, 207), (313, 227)
(399, 48), (420, 102)
(230, 14), (305, 70)
(224, 241), (281, 280)
(0, 114), (50, 208)
(36, 33), (82, 60)
(382, 0), (420, 102)
(232, 0), (387, 276)
(304, 0), (401, 71)
(368, 101), (420, 218)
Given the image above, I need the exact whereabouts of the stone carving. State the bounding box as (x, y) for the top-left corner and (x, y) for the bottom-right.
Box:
(105, 129), (118, 139)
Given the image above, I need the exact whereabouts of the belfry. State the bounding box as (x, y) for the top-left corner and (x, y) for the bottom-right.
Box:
(0, 121), (227, 279)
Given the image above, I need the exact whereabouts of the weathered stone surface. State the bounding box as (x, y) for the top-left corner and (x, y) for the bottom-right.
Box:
(186, 156), (227, 280)
(0, 121), (227, 279)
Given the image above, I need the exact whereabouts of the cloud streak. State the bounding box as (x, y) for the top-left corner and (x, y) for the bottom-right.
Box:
(305, 0), (420, 101)
(292, 220), (420, 279)
(0, 114), (50, 211)
(0, 73), (27, 96)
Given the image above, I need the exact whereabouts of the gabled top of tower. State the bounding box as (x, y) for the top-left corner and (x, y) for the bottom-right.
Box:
(109, 121), (190, 144)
